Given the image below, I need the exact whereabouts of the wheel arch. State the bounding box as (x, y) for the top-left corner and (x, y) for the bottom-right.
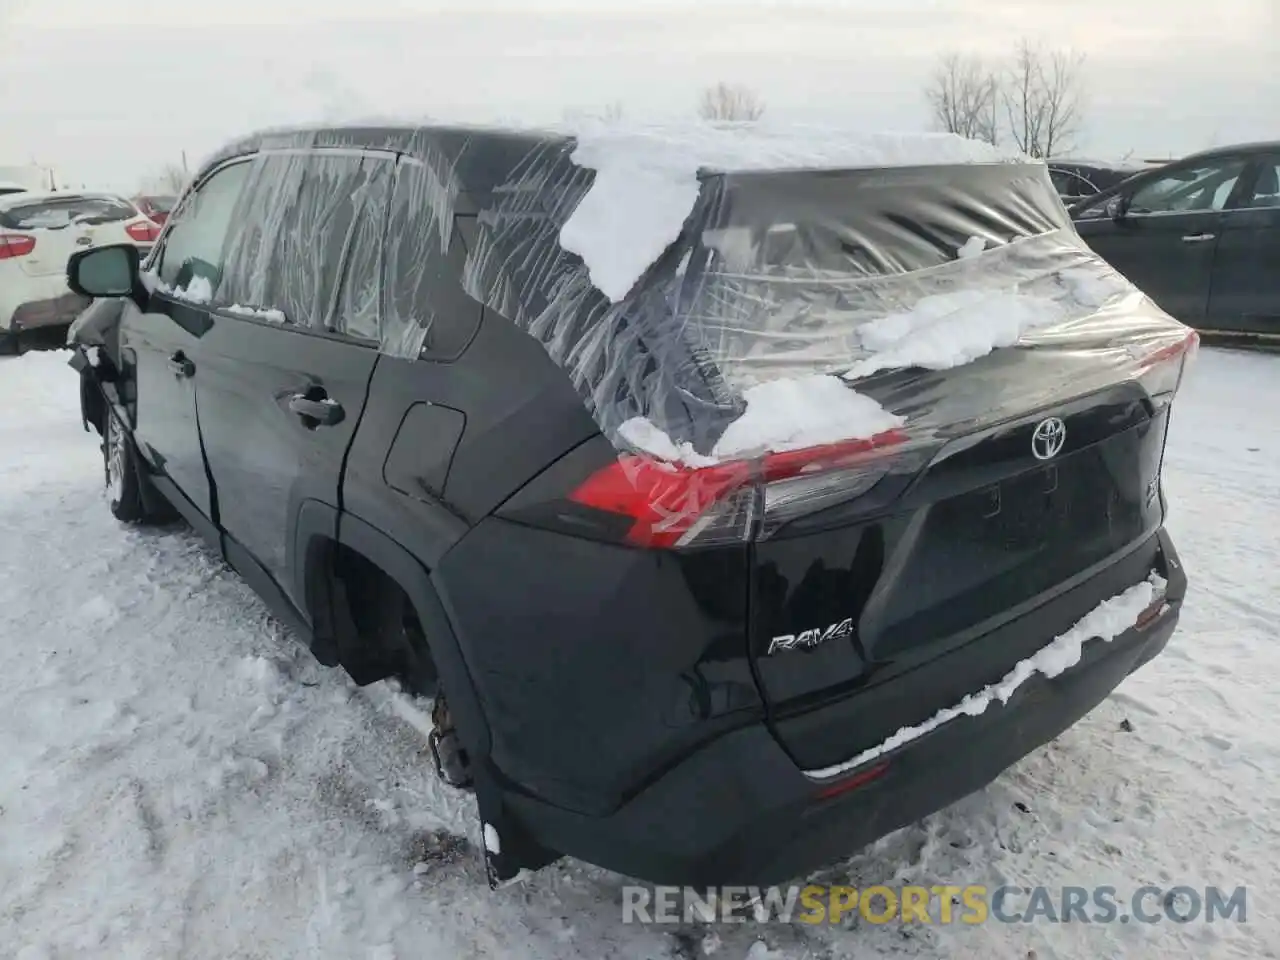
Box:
(295, 505), (492, 759)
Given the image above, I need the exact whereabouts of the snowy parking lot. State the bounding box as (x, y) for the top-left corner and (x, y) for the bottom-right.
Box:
(0, 346), (1277, 960)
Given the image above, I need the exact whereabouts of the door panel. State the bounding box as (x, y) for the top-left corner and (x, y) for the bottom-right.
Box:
(195, 316), (378, 609)
(1208, 157), (1280, 334)
(1075, 156), (1249, 327)
(123, 157), (255, 522)
(1076, 211), (1221, 326)
(190, 149), (395, 610)
(120, 295), (214, 519)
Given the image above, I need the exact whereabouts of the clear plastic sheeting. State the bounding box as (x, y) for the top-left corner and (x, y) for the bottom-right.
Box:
(462, 132), (1190, 454)
(77, 121), (1196, 548)
(457, 125), (1194, 547)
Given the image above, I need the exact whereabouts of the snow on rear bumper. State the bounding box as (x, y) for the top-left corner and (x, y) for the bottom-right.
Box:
(502, 529), (1186, 886)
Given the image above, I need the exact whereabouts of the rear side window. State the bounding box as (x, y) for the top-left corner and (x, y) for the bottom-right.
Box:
(219, 152), (393, 332)
(0, 195), (135, 230)
(382, 159), (482, 359)
(1243, 158), (1280, 208)
(331, 158), (393, 339)
(157, 162), (253, 289)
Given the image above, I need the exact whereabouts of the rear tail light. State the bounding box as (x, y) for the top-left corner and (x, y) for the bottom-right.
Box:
(569, 429), (909, 548)
(1134, 329), (1198, 408)
(813, 761), (891, 800)
(0, 234), (36, 260)
(126, 220), (162, 243)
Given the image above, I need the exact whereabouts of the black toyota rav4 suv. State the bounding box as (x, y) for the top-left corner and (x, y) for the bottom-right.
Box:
(66, 123), (1193, 887)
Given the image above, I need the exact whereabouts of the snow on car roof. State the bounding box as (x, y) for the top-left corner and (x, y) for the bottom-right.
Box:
(0, 189), (128, 209)
(557, 120), (1030, 302)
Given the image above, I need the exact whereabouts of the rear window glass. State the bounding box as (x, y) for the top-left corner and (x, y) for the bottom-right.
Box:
(0, 195), (136, 230)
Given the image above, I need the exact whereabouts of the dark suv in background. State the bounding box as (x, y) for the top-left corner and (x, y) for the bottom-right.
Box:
(67, 123), (1193, 886)
(1049, 159), (1159, 209)
(1072, 141), (1280, 338)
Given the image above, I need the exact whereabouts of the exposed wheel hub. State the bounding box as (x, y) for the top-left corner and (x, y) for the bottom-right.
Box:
(105, 418), (126, 504)
(428, 695), (472, 789)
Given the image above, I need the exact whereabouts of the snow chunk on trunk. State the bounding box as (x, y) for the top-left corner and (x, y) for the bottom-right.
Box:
(843, 288), (1072, 379)
(619, 374), (905, 466)
(561, 121), (1026, 303)
(712, 374), (904, 459)
(807, 572), (1168, 780)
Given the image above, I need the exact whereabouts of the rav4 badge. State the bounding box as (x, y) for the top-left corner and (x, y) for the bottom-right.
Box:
(768, 617), (855, 655)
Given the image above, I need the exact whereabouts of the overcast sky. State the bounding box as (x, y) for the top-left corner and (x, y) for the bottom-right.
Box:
(2, 0), (1276, 190)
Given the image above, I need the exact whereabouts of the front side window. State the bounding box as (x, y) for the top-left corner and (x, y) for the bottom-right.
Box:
(156, 161), (252, 289)
(1128, 159), (1247, 215)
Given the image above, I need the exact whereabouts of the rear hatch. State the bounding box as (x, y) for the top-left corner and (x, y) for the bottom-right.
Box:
(0, 193), (140, 277)
(492, 158), (1195, 771)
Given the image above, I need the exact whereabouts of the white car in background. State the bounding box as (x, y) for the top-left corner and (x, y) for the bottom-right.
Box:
(0, 191), (161, 354)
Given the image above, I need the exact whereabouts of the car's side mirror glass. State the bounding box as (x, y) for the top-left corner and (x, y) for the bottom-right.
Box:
(1106, 195), (1129, 221)
(67, 244), (140, 298)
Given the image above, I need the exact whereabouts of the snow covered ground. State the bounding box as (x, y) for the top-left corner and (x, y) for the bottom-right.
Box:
(1, 347), (1277, 959)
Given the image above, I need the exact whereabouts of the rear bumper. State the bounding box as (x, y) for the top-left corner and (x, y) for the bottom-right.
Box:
(505, 529), (1185, 886)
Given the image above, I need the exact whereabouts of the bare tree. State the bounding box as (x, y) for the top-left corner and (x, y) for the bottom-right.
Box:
(1002, 39), (1086, 158)
(925, 53), (999, 145)
(138, 161), (189, 197)
(697, 82), (766, 122)
(564, 100), (626, 123)
(155, 162), (189, 195)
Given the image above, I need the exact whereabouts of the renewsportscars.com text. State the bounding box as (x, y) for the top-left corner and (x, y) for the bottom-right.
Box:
(621, 884), (1247, 926)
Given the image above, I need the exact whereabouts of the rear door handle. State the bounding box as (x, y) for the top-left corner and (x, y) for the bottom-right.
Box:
(167, 351), (194, 377)
(1181, 233), (1217, 243)
(288, 392), (345, 427)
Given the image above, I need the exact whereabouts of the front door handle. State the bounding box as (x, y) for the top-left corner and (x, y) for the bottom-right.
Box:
(1181, 233), (1217, 243)
(288, 392), (345, 427)
(167, 351), (194, 378)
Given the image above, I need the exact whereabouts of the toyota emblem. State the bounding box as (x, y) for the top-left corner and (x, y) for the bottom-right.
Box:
(1031, 417), (1067, 460)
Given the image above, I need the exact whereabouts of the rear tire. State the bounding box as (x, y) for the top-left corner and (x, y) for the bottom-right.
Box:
(0, 330), (17, 356)
(102, 410), (171, 524)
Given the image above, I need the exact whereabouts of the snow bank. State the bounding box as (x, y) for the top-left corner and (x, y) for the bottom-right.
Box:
(2, 344), (1277, 960)
(561, 120), (1026, 302)
(808, 572), (1168, 780)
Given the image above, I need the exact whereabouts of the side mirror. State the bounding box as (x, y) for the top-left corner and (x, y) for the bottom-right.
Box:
(67, 243), (140, 298)
(1106, 194), (1130, 222)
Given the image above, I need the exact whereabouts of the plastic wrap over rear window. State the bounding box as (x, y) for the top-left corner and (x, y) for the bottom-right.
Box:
(458, 151), (1161, 457)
